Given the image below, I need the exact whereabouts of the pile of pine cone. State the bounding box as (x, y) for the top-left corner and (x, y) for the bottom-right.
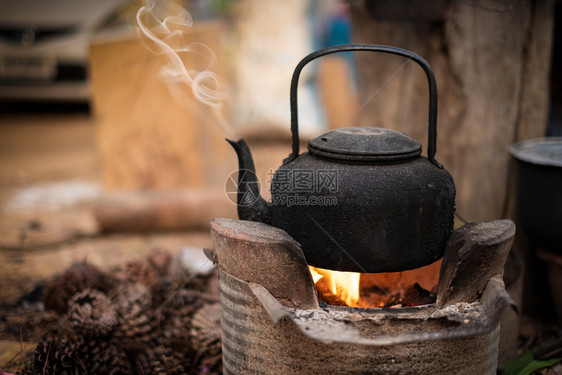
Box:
(17, 250), (222, 375)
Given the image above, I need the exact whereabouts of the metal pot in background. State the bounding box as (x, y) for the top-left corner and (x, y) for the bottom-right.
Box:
(510, 137), (562, 254)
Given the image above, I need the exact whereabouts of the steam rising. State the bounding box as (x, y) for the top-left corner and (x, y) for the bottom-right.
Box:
(136, 0), (226, 109)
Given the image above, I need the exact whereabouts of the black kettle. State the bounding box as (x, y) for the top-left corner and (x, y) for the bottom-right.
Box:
(228, 45), (456, 273)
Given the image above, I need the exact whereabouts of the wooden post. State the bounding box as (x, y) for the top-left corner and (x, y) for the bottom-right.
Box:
(350, 0), (554, 223)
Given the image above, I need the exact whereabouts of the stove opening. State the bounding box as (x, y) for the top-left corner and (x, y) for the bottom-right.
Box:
(309, 260), (441, 308)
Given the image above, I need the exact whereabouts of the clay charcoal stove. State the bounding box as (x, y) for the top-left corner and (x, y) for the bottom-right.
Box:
(207, 218), (515, 375)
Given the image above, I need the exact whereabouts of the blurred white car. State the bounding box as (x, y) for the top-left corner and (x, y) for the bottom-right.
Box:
(0, 0), (132, 102)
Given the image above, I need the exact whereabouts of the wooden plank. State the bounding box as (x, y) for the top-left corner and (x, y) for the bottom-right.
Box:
(94, 190), (235, 232)
(89, 21), (236, 191)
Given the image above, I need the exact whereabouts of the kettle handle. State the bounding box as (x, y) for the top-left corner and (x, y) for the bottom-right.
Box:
(285, 44), (442, 168)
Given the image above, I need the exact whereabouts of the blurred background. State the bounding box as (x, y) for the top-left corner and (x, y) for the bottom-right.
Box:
(0, 0), (561, 371)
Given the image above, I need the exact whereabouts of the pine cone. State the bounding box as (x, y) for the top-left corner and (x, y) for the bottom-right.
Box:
(133, 347), (187, 375)
(31, 333), (131, 375)
(110, 282), (158, 350)
(42, 262), (111, 314)
(149, 277), (174, 309)
(156, 289), (205, 350)
(67, 289), (117, 337)
(110, 282), (153, 311)
(31, 334), (83, 375)
(189, 303), (222, 356)
(111, 259), (160, 290)
(75, 337), (132, 375)
(162, 289), (204, 314)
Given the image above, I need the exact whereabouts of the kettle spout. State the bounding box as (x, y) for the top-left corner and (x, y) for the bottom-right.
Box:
(226, 138), (271, 224)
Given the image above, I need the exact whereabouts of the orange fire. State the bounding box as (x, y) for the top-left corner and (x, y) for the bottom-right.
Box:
(309, 266), (361, 306)
(309, 260), (443, 308)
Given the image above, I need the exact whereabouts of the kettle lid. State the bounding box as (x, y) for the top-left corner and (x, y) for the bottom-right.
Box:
(308, 127), (422, 162)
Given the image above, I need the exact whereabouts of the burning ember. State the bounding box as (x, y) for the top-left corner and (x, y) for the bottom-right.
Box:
(309, 260), (442, 308)
(309, 267), (361, 306)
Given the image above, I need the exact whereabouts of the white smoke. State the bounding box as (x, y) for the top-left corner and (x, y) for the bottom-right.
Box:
(135, 0), (227, 109)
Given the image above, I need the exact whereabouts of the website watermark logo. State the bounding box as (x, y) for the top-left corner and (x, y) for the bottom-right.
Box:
(270, 194), (337, 207)
(225, 169), (261, 206)
(225, 168), (339, 207)
(268, 169), (339, 194)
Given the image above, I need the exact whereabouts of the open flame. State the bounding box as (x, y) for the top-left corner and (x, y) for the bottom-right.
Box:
(309, 260), (442, 308)
(309, 266), (361, 306)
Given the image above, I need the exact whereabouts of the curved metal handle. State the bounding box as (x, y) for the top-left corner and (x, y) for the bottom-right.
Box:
(285, 44), (441, 168)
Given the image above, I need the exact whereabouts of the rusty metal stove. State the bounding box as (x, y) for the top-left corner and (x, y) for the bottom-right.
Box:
(206, 218), (516, 375)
